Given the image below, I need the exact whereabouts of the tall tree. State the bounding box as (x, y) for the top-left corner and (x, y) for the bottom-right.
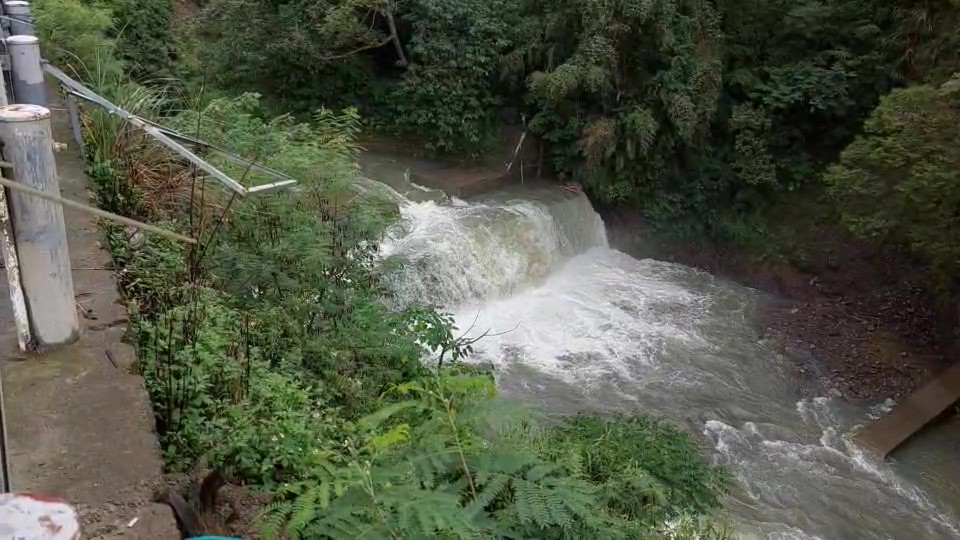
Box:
(826, 76), (960, 289)
(501, 0), (724, 204)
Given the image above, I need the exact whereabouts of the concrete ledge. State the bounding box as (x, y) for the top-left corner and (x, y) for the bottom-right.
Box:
(0, 91), (178, 538)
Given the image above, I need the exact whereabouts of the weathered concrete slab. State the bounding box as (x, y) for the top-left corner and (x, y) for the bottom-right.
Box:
(0, 87), (178, 538)
(854, 361), (960, 457)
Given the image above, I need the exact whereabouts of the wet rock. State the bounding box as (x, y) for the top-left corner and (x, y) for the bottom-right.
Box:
(124, 226), (146, 250)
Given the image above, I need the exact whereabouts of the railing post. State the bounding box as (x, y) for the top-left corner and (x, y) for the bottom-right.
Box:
(3, 1), (33, 37)
(0, 62), (7, 106)
(0, 34), (25, 350)
(7, 35), (45, 106)
(65, 91), (83, 151)
(0, 104), (79, 346)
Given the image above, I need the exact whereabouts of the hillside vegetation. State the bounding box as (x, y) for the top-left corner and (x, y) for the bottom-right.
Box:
(31, 0), (737, 537)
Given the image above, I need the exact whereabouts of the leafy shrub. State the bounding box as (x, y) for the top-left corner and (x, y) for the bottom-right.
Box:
(136, 284), (351, 484)
(32, 0), (123, 80)
(108, 0), (179, 80)
(263, 374), (731, 539)
(546, 415), (729, 520)
(87, 160), (146, 218)
(826, 77), (960, 290)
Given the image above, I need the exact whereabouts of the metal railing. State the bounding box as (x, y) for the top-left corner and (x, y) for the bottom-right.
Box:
(0, 1), (305, 350)
(43, 63), (300, 196)
(0, 0), (317, 501)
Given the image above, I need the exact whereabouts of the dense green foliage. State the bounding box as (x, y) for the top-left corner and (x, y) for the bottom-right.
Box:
(108, 0), (179, 80)
(506, 0), (724, 212)
(32, 0), (118, 78)
(826, 77), (960, 290)
(189, 0), (960, 244)
(263, 378), (730, 539)
(188, 0), (960, 294)
(197, 0), (521, 154)
(385, 0), (517, 154)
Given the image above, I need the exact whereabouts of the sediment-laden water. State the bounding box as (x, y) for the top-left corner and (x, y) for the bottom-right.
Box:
(378, 180), (960, 539)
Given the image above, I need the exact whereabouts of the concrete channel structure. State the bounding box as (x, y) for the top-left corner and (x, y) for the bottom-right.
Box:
(854, 362), (960, 457)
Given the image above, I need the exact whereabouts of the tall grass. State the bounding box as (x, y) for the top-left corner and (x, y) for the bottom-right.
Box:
(77, 63), (196, 217)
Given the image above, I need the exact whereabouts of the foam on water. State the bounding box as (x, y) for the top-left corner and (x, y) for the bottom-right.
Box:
(704, 410), (960, 539)
(381, 191), (606, 307)
(378, 184), (960, 539)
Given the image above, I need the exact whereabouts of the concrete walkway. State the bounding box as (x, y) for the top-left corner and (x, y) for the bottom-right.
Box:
(0, 95), (178, 537)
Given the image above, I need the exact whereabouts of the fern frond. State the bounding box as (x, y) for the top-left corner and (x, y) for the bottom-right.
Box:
(465, 473), (511, 515)
(259, 500), (293, 540)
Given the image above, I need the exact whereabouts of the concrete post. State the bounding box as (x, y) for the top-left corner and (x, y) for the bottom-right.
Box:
(0, 64), (8, 106)
(65, 92), (83, 151)
(0, 104), (79, 346)
(7, 35), (44, 106)
(4, 1), (33, 37)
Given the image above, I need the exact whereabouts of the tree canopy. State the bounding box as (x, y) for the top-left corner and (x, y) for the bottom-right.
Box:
(826, 77), (960, 290)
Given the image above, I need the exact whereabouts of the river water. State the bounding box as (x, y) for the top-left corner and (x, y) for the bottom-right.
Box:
(378, 182), (960, 539)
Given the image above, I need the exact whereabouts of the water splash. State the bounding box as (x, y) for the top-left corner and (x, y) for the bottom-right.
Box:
(705, 410), (960, 539)
(380, 191), (606, 307)
(374, 181), (960, 539)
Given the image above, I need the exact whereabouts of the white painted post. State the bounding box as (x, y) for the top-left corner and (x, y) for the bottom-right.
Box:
(0, 183), (30, 350)
(0, 53), (27, 350)
(6, 35), (45, 106)
(3, 1), (33, 37)
(0, 58), (8, 107)
(0, 104), (79, 346)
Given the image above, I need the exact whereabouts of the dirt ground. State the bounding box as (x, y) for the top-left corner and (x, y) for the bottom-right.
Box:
(604, 203), (954, 402)
(161, 473), (271, 538)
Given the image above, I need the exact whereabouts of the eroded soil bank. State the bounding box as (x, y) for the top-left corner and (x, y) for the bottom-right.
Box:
(603, 206), (954, 402)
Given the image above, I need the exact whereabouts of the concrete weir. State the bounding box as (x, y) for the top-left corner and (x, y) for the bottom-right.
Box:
(854, 362), (960, 457)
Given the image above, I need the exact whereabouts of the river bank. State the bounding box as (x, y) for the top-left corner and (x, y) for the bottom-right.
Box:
(603, 203), (953, 402)
(359, 144), (954, 403)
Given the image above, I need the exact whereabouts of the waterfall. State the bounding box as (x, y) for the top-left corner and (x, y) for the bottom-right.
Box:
(380, 189), (606, 308)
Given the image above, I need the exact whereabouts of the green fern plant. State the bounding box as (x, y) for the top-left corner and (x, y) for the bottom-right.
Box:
(261, 373), (729, 539)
